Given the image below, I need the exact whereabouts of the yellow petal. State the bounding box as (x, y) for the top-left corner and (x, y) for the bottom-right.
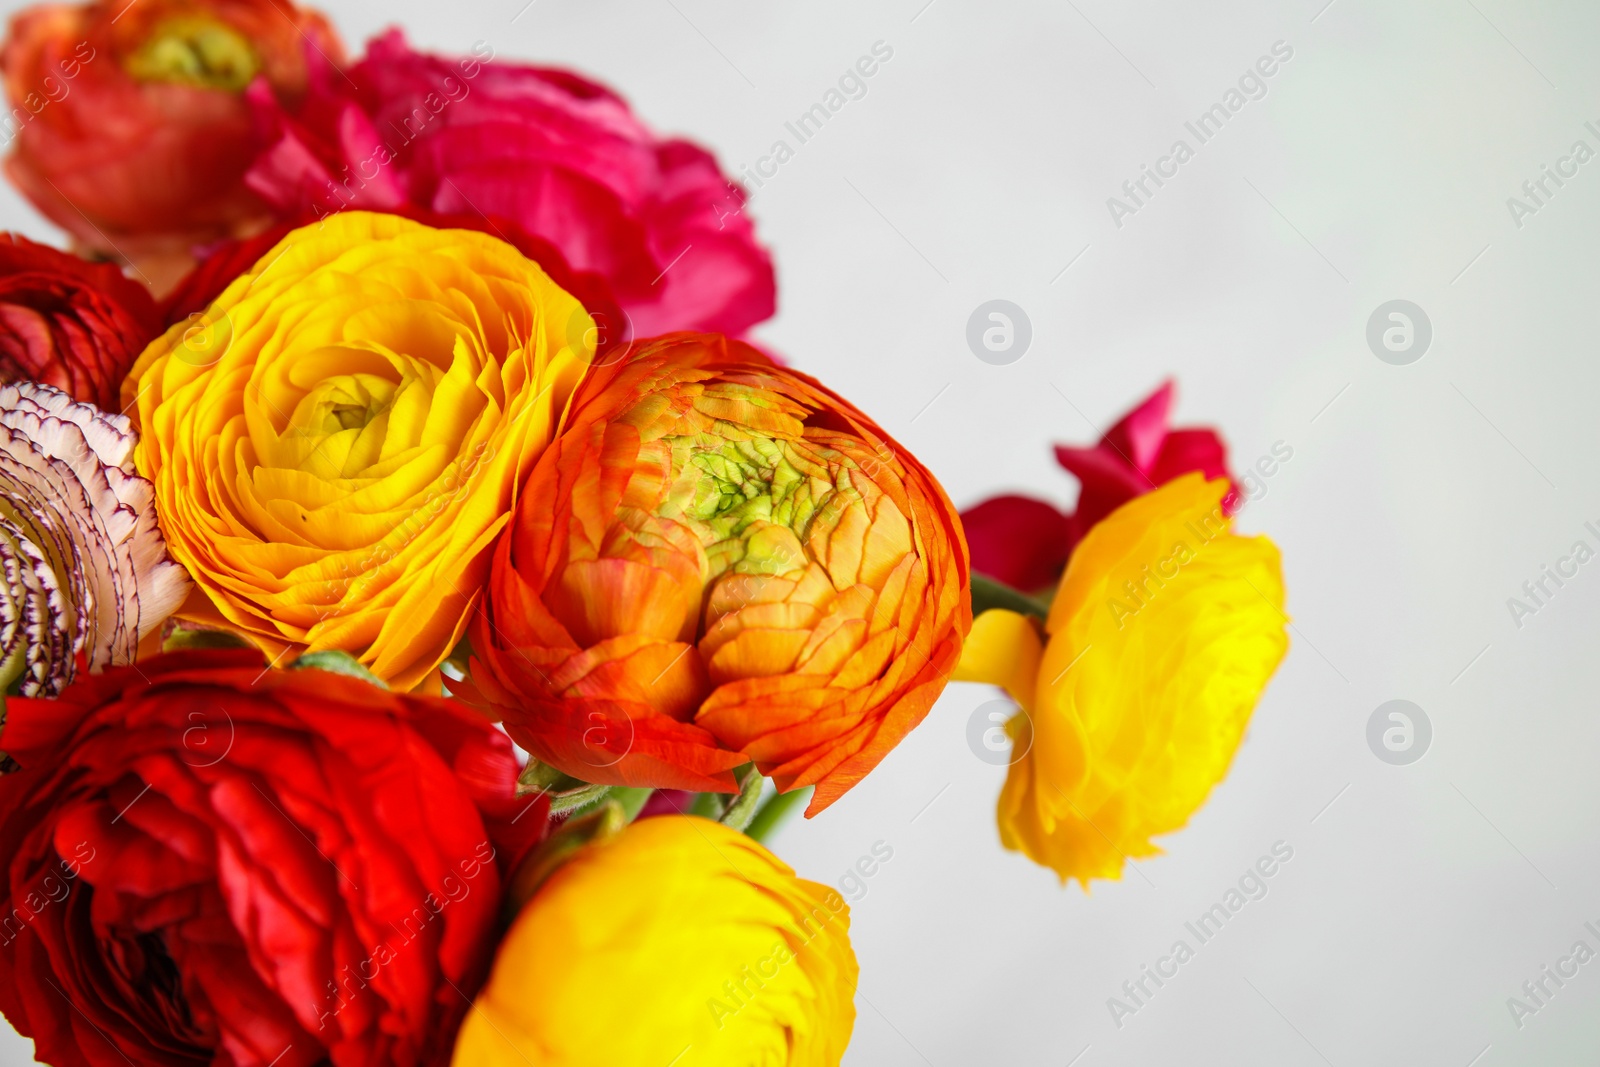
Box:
(954, 608), (1043, 710)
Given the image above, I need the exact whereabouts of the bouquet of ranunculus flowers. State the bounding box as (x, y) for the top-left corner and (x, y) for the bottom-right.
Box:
(0, 3), (1289, 1064)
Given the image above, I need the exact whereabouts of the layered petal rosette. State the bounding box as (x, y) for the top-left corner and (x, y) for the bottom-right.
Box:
(159, 209), (628, 362)
(0, 649), (545, 1067)
(0, 381), (188, 699)
(247, 30), (776, 336)
(0, 233), (162, 409)
(124, 211), (593, 690)
(0, 0), (342, 279)
(455, 815), (857, 1067)
(467, 333), (969, 813)
(956, 474), (1287, 885)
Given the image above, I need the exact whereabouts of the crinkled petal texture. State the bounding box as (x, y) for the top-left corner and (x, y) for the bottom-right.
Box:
(468, 334), (969, 813)
(0, 382), (188, 698)
(0, 649), (544, 1067)
(0, 234), (162, 410)
(957, 474), (1287, 886)
(125, 212), (593, 690)
(454, 816), (857, 1067)
(1, 0), (342, 261)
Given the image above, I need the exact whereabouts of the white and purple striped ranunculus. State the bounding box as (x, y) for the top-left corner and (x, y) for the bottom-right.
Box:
(0, 382), (189, 700)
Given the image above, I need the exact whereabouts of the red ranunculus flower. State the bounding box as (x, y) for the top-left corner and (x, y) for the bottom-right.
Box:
(963, 381), (1235, 592)
(0, 649), (546, 1067)
(0, 0), (343, 286)
(0, 233), (160, 409)
(245, 30), (775, 337)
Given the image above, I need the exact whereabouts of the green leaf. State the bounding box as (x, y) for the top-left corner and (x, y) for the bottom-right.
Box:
(163, 627), (255, 652)
(290, 649), (388, 689)
(970, 573), (1050, 620)
(515, 760), (614, 815)
(515, 760), (574, 796)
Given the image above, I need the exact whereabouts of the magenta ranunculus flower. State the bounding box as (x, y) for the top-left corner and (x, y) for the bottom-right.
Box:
(963, 381), (1236, 593)
(246, 30), (776, 339)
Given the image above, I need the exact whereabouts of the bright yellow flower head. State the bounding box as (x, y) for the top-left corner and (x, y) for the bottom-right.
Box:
(956, 474), (1288, 886)
(124, 211), (592, 689)
(455, 815), (858, 1067)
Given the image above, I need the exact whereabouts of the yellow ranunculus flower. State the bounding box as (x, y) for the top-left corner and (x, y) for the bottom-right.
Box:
(454, 816), (858, 1066)
(957, 474), (1288, 886)
(124, 211), (592, 689)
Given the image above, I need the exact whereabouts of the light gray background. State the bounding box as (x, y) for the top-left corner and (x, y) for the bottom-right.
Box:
(3, 0), (1599, 1064)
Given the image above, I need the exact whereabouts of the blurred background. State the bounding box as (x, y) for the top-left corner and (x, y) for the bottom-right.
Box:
(3, 0), (1598, 1063)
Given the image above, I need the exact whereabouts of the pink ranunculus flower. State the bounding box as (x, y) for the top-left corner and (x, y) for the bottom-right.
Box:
(963, 381), (1236, 593)
(246, 30), (776, 338)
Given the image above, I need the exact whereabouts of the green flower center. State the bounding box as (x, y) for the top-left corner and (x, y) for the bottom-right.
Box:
(663, 432), (851, 581)
(124, 17), (262, 92)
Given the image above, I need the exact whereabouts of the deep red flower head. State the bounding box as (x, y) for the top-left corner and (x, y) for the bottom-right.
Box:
(963, 381), (1235, 592)
(0, 649), (546, 1067)
(0, 233), (159, 409)
(244, 30), (775, 337)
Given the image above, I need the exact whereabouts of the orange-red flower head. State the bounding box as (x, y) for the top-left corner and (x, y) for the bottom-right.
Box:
(467, 333), (970, 814)
(0, 0), (342, 274)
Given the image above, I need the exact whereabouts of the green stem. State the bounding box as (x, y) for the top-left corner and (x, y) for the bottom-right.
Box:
(719, 764), (765, 831)
(970, 573), (1050, 620)
(745, 786), (813, 844)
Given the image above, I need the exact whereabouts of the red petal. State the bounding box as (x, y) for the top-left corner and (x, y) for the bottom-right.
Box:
(958, 494), (1070, 593)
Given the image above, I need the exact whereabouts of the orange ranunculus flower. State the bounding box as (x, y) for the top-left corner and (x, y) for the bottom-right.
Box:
(0, 0), (342, 284)
(466, 333), (970, 812)
(124, 211), (593, 690)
